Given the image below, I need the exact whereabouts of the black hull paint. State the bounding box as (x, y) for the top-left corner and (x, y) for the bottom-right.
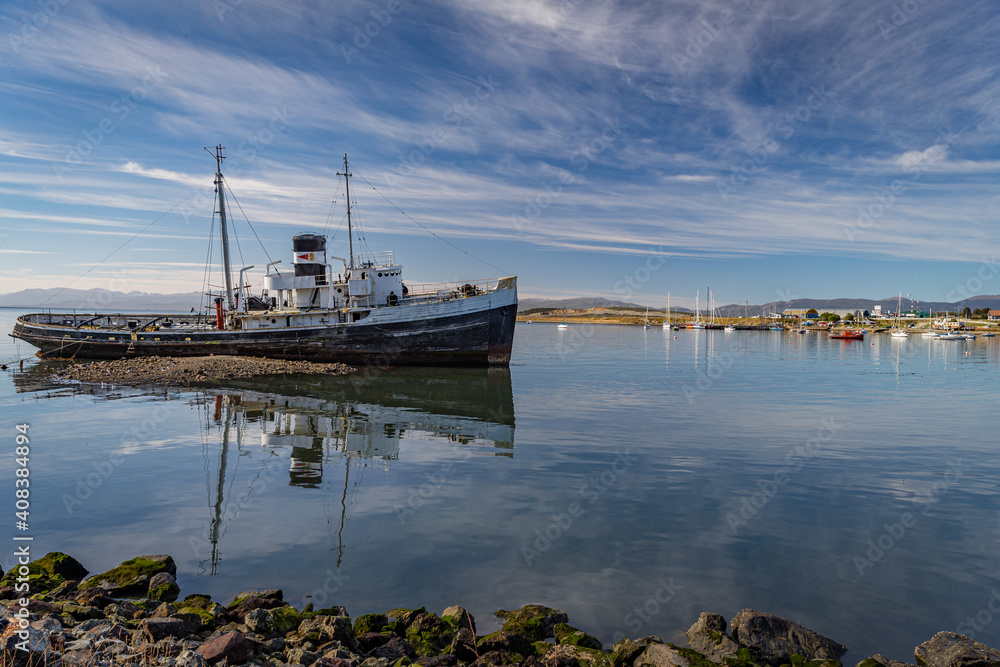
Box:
(12, 303), (517, 367)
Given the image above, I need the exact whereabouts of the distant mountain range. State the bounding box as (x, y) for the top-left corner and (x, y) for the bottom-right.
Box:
(0, 289), (204, 313)
(519, 295), (1000, 315)
(3, 289), (998, 316)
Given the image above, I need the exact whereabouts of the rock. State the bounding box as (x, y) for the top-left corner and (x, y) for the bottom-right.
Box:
(372, 637), (417, 661)
(442, 606), (477, 634)
(299, 615), (357, 649)
(149, 572), (181, 602)
(0, 551), (87, 595)
(451, 628), (479, 663)
(686, 612), (741, 663)
(541, 644), (616, 667)
(355, 614), (390, 636)
(197, 630), (258, 665)
(232, 589), (284, 605)
(316, 658), (356, 667)
(79, 554), (176, 597)
(553, 623), (602, 650)
(176, 649), (209, 667)
(47, 580), (80, 599)
(407, 612), (456, 656)
(359, 632), (396, 653)
(730, 609), (847, 665)
(1, 622), (50, 667)
(153, 602), (179, 618)
(477, 630), (534, 661)
(417, 654), (458, 667)
(857, 655), (916, 667)
(387, 608), (429, 629)
(231, 595), (287, 619)
(613, 639), (646, 667)
(634, 644), (689, 667)
(247, 606), (304, 638)
(182, 594), (214, 609)
(288, 647), (322, 666)
(914, 632), (1000, 667)
(140, 617), (187, 641)
(494, 605), (569, 641)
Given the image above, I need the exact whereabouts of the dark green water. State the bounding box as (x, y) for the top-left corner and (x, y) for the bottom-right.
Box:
(2, 309), (999, 662)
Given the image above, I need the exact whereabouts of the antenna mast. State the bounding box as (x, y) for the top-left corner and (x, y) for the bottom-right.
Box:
(337, 154), (354, 271)
(209, 145), (235, 312)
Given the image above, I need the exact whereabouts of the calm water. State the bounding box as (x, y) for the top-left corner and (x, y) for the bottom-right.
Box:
(2, 307), (999, 663)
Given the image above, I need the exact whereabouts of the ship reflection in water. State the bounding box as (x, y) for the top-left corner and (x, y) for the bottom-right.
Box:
(189, 369), (515, 575)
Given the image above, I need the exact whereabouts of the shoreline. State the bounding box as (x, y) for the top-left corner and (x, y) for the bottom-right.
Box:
(45, 356), (354, 387)
(3, 551), (998, 667)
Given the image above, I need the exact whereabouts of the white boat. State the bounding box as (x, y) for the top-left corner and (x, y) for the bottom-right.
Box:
(724, 325), (736, 332)
(689, 290), (707, 328)
(890, 292), (909, 337)
(921, 330), (942, 338)
(557, 323), (569, 329)
(12, 149), (517, 366)
(981, 332), (995, 338)
(663, 293), (672, 329)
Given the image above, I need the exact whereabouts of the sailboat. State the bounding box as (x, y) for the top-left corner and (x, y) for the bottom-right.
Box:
(663, 294), (671, 329)
(643, 305), (651, 329)
(12, 149), (517, 366)
(690, 290), (706, 329)
(891, 292), (910, 338)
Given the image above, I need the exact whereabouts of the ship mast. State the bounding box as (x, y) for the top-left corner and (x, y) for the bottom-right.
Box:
(337, 154), (354, 271)
(210, 145), (236, 312)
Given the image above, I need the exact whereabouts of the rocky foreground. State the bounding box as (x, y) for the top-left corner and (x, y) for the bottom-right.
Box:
(2, 552), (999, 667)
(49, 356), (354, 386)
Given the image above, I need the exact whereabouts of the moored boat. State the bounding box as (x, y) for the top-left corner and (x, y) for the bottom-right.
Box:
(11, 149), (517, 367)
(830, 330), (864, 340)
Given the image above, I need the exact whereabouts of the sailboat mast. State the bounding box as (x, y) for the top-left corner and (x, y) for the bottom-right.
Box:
(212, 145), (236, 313)
(337, 154), (354, 271)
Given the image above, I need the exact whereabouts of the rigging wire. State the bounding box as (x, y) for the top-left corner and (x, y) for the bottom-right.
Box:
(350, 164), (509, 276)
(224, 181), (277, 272)
(200, 210), (217, 312)
(35, 187), (210, 310)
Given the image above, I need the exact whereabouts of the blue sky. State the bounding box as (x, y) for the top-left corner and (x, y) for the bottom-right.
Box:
(1, 0), (999, 309)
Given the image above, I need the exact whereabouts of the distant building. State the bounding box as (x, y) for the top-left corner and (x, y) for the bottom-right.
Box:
(782, 309), (819, 319)
(872, 305), (882, 317)
(990, 310), (1000, 321)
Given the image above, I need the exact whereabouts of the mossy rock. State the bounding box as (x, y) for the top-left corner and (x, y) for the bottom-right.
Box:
(668, 644), (728, 667)
(494, 604), (568, 641)
(269, 605), (305, 635)
(554, 623), (603, 650)
(181, 594), (212, 609)
(177, 606), (216, 629)
(612, 638), (645, 667)
(534, 641), (554, 657)
(0, 551), (88, 594)
(393, 658), (414, 667)
(854, 661), (881, 667)
(406, 612), (455, 657)
(149, 582), (181, 602)
(355, 613), (390, 636)
(387, 607), (427, 628)
(546, 644), (616, 667)
(79, 555), (176, 592)
(477, 630), (534, 661)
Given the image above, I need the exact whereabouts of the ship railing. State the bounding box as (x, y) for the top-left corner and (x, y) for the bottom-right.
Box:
(353, 251), (395, 267)
(402, 279), (500, 304)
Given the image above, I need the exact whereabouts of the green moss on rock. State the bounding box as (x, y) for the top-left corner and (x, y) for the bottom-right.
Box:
(669, 644), (727, 667)
(554, 623), (603, 650)
(494, 604), (569, 641)
(149, 582), (181, 602)
(0, 551), (89, 594)
(79, 555), (176, 591)
(355, 613), (390, 636)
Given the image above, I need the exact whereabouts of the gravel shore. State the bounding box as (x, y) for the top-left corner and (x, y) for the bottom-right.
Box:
(50, 355), (354, 386)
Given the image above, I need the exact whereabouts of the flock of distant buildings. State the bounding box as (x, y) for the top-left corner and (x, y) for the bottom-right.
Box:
(779, 307), (1000, 321)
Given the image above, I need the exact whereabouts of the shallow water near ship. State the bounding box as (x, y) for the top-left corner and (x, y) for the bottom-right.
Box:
(2, 307), (999, 663)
